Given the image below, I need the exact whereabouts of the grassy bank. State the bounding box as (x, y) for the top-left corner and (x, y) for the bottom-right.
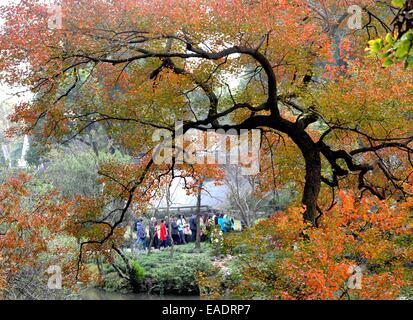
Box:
(101, 243), (217, 295)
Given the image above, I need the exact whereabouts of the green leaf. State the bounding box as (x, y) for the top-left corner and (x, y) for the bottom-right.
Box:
(406, 55), (413, 68)
(380, 51), (391, 59)
(368, 39), (382, 47)
(400, 31), (413, 42)
(395, 40), (411, 58)
(385, 33), (394, 45)
(392, 0), (405, 8)
(383, 57), (394, 67)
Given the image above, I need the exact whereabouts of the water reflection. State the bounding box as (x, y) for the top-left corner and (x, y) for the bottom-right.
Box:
(81, 288), (200, 300)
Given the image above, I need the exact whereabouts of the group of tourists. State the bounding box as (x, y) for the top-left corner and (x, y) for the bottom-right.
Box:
(134, 212), (236, 251)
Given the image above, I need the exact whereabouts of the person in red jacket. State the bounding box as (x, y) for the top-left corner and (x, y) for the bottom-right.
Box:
(158, 219), (168, 249)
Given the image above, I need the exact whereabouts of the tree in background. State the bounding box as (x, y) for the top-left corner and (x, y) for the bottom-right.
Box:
(0, 172), (76, 299)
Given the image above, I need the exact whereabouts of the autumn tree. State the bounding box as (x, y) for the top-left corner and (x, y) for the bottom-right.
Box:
(207, 188), (413, 299)
(223, 164), (274, 226)
(0, 0), (412, 278)
(0, 172), (73, 298)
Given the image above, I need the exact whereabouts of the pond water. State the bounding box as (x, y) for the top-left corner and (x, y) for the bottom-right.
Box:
(81, 288), (200, 300)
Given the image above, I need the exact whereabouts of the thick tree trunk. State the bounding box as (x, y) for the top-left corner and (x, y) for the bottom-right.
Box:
(302, 149), (321, 226)
(289, 130), (322, 226)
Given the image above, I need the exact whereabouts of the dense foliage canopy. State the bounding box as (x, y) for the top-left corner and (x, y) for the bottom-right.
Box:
(0, 0), (412, 299)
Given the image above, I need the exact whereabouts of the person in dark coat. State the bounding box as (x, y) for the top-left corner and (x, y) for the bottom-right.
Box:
(148, 217), (159, 249)
(189, 213), (197, 242)
(214, 213), (219, 225)
(171, 216), (181, 244)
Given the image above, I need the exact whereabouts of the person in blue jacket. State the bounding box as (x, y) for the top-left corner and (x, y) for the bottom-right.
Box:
(135, 219), (146, 250)
(217, 214), (225, 232)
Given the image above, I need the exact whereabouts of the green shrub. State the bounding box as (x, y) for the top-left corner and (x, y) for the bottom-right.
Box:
(100, 244), (215, 295)
(130, 260), (145, 282)
(130, 245), (215, 295)
(144, 254), (214, 295)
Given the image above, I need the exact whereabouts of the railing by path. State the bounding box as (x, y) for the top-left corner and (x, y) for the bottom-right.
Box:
(145, 205), (281, 219)
(146, 205), (218, 218)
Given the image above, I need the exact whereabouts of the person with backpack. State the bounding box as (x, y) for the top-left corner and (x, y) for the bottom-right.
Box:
(135, 219), (147, 251)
